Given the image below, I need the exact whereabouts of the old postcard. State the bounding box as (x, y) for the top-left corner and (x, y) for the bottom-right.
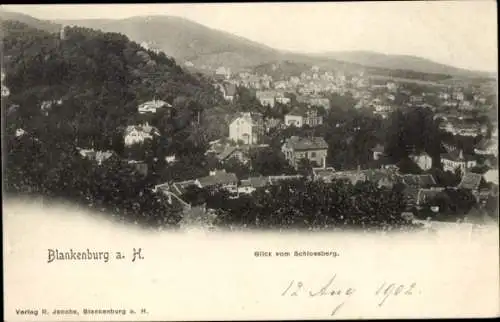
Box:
(2, 1), (499, 320)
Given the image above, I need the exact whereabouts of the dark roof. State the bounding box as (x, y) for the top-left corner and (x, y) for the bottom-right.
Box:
(329, 171), (367, 185)
(362, 169), (400, 184)
(402, 174), (436, 188)
(240, 176), (269, 188)
(312, 167), (336, 178)
(172, 180), (197, 195)
(284, 136), (328, 151)
(217, 146), (243, 161)
(287, 105), (309, 117)
(372, 144), (385, 153)
(417, 188), (445, 205)
(458, 173), (483, 190)
(441, 150), (475, 162)
(198, 172), (238, 188)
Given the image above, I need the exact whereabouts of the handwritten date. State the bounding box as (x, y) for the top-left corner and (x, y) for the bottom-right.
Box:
(281, 274), (418, 316)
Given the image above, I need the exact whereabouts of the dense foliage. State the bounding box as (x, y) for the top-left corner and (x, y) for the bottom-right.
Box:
(182, 179), (413, 231)
(2, 20), (227, 226)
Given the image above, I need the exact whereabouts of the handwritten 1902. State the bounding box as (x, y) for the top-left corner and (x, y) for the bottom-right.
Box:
(281, 274), (418, 316)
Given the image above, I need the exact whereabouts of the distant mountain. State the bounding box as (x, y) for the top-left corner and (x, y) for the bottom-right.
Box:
(54, 16), (377, 75)
(54, 15), (286, 70)
(315, 51), (491, 78)
(1, 10), (490, 79)
(0, 8), (61, 33)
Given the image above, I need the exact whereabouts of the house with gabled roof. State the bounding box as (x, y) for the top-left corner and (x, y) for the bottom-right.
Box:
(238, 176), (270, 194)
(282, 136), (329, 169)
(284, 106), (323, 128)
(362, 169), (402, 189)
(409, 152), (433, 171)
(124, 123), (160, 146)
(256, 90), (277, 107)
(229, 112), (264, 145)
(215, 145), (249, 164)
(196, 170), (238, 191)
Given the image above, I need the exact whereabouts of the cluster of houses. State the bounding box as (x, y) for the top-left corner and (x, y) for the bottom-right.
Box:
(371, 142), (494, 175)
(152, 149), (497, 223)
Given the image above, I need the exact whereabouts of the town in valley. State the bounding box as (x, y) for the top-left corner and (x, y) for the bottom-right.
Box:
(2, 6), (498, 232)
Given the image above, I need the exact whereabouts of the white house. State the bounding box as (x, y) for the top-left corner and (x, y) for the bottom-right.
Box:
(1, 85), (9, 97)
(256, 91), (276, 108)
(410, 152), (433, 171)
(372, 144), (385, 161)
(15, 128), (27, 137)
(284, 114), (303, 128)
(441, 150), (477, 173)
(138, 99), (171, 114)
(124, 123), (160, 146)
(215, 66), (231, 80)
(386, 82), (398, 92)
(229, 112), (264, 145)
(219, 83), (237, 102)
(284, 107), (323, 128)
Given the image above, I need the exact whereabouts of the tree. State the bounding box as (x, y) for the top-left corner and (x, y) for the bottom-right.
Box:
(250, 148), (296, 176)
(198, 178), (414, 231)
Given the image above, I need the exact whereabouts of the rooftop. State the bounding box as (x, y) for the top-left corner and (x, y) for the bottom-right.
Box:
(402, 174), (437, 188)
(231, 112), (263, 125)
(240, 176), (270, 188)
(458, 173), (483, 190)
(312, 167), (337, 178)
(441, 150), (475, 162)
(198, 171), (238, 188)
(283, 136), (328, 151)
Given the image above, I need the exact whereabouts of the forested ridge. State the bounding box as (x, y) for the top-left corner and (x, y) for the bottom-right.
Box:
(2, 20), (228, 227)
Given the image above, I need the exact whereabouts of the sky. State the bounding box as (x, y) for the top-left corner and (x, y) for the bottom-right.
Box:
(3, 2), (498, 72)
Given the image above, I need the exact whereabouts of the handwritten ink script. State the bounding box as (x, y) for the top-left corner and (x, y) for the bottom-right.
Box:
(47, 248), (144, 263)
(281, 274), (418, 316)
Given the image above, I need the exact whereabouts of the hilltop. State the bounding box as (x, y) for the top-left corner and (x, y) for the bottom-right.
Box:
(0, 8), (61, 33)
(1, 10), (492, 79)
(2, 19), (225, 149)
(55, 15), (284, 70)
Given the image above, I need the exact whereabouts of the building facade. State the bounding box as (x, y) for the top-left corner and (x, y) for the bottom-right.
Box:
(229, 112), (264, 145)
(281, 136), (329, 169)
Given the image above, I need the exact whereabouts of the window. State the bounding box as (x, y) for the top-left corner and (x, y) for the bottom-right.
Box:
(311, 152), (317, 158)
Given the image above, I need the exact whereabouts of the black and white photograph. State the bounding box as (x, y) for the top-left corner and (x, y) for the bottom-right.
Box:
(2, 2), (499, 320)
